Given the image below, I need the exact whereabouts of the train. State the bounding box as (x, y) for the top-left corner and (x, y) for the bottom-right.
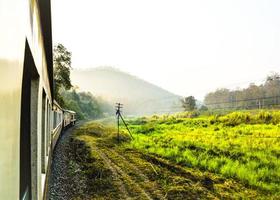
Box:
(0, 0), (76, 199)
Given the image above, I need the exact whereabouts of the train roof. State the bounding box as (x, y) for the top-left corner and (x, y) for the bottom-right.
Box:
(53, 100), (62, 109)
(63, 109), (76, 114)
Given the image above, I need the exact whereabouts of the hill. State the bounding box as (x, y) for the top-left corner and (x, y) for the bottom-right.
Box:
(71, 67), (183, 115)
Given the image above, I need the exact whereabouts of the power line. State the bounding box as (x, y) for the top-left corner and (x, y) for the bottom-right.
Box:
(125, 99), (280, 115)
(207, 102), (280, 111)
(205, 95), (280, 106)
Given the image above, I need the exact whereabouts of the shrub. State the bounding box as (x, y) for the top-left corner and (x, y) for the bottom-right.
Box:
(254, 111), (273, 124)
(219, 112), (251, 126)
(136, 123), (155, 134)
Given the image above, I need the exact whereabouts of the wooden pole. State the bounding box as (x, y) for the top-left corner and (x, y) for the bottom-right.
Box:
(116, 103), (122, 143)
(117, 112), (120, 142)
(115, 102), (133, 142)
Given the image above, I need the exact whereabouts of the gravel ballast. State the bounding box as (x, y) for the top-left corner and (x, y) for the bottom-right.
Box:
(48, 121), (86, 200)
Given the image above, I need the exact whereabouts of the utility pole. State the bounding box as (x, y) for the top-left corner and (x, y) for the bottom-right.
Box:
(115, 103), (133, 143)
(116, 103), (123, 142)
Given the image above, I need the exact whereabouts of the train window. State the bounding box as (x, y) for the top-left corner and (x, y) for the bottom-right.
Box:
(20, 41), (39, 200)
(53, 111), (56, 129)
(41, 91), (46, 174)
(50, 110), (53, 136)
(49, 105), (51, 145)
(46, 102), (50, 156)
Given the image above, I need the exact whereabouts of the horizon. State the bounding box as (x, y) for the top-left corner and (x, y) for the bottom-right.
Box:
(52, 0), (280, 100)
(71, 66), (272, 101)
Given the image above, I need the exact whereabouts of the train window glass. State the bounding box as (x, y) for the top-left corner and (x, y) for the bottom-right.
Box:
(58, 113), (60, 125)
(30, 67), (39, 200)
(20, 41), (39, 200)
(49, 109), (53, 144)
(46, 103), (48, 156)
(53, 111), (56, 129)
(41, 91), (46, 174)
(46, 102), (50, 156)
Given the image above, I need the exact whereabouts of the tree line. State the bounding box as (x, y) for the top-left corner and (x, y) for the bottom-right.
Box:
(61, 89), (114, 119)
(53, 44), (113, 119)
(203, 73), (280, 110)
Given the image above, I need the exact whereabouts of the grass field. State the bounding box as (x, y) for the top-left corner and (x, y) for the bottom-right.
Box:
(123, 110), (280, 197)
(68, 110), (280, 199)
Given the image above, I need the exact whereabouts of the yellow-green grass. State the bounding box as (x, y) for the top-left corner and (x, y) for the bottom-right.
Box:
(71, 121), (265, 199)
(123, 111), (280, 195)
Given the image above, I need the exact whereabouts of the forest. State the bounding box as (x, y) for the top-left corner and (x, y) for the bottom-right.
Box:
(61, 89), (114, 119)
(204, 73), (280, 110)
(53, 44), (114, 119)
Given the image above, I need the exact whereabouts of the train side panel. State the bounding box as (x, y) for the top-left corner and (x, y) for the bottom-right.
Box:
(0, 0), (53, 199)
(51, 102), (63, 150)
(0, 0), (31, 199)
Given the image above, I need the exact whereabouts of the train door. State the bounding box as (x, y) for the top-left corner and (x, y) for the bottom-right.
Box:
(20, 41), (39, 200)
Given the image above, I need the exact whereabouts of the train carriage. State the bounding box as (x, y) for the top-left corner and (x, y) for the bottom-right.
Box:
(0, 0), (75, 199)
(63, 110), (77, 127)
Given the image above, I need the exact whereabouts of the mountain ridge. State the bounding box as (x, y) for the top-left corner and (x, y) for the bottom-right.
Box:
(71, 66), (183, 115)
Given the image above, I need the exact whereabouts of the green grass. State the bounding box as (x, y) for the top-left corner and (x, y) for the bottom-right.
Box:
(122, 110), (280, 196)
(71, 120), (264, 199)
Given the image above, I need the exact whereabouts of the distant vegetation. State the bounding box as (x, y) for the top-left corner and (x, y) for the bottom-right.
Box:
(122, 110), (280, 196)
(181, 96), (197, 111)
(53, 44), (113, 119)
(61, 89), (114, 119)
(53, 44), (73, 106)
(204, 72), (280, 110)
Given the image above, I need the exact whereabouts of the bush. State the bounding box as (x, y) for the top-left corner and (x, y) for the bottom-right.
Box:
(136, 123), (155, 134)
(218, 110), (280, 126)
(175, 111), (200, 118)
(129, 117), (149, 125)
(219, 112), (251, 126)
(254, 111), (273, 124)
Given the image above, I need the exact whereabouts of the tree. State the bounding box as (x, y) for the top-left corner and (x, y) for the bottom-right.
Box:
(53, 44), (72, 106)
(264, 72), (280, 107)
(60, 89), (113, 119)
(203, 72), (280, 110)
(199, 105), (208, 111)
(181, 96), (196, 111)
(266, 72), (280, 82)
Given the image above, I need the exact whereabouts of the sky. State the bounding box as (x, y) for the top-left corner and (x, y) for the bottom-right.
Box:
(52, 0), (280, 100)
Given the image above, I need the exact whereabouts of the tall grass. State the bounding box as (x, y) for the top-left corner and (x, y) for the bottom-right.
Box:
(123, 110), (280, 194)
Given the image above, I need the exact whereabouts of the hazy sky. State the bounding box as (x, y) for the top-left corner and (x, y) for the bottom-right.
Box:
(52, 0), (280, 100)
